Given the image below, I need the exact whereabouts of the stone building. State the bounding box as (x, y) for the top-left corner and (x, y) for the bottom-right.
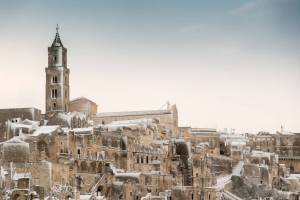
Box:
(45, 25), (70, 115)
(250, 130), (300, 173)
(243, 150), (279, 189)
(69, 97), (98, 117)
(249, 132), (276, 153)
(92, 105), (179, 138)
(180, 127), (220, 155)
(0, 107), (41, 141)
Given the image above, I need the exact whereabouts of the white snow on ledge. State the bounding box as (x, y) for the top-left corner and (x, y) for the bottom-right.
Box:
(32, 125), (61, 136)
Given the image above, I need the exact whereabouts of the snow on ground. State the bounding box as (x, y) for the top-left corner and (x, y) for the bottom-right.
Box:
(213, 161), (244, 190)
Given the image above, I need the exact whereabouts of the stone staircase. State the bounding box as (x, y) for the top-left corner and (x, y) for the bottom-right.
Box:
(90, 174), (106, 195)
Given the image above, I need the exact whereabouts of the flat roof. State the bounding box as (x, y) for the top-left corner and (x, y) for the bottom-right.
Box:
(95, 109), (171, 118)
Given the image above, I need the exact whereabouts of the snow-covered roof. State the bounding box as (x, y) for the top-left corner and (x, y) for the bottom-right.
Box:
(115, 172), (141, 179)
(73, 127), (93, 134)
(152, 140), (169, 145)
(110, 165), (141, 179)
(251, 150), (275, 160)
(97, 118), (158, 132)
(32, 125), (61, 136)
(196, 142), (209, 149)
(110, 118), (158, 126)
(13, 172), (31, 181)
(278, 131), (295, 136)
(95, 109), (171, 117)
(4, 137), (27, 144)
(8, 122), (32, 130)
(191, 128), (219, 135)
(79, 194), (93, 200)
(21, 119), (40, 127)
(288, 174), (300, 180)
(113, 181), (124, 186)
(230, 141), (246, 146)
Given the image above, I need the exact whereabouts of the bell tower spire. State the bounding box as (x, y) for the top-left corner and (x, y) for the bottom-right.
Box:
(45, 25), (70, 115)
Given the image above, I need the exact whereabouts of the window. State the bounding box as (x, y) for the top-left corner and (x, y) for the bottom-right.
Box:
(53, 56), (57, 61)
(52, 76), (58, 83)
(77, 149), (81, 158)
(51, 89), (58, 98)
(52, 103), (56, 110)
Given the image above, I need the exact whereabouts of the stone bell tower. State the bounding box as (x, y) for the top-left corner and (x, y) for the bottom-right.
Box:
(45, 25), (70, 115)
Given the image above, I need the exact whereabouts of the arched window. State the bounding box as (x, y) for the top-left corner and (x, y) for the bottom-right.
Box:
(51, 89), (58, 98)
(52, 76), (58, 83)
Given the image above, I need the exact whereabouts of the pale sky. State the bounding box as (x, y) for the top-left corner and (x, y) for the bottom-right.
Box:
(0, 0), (299, 133)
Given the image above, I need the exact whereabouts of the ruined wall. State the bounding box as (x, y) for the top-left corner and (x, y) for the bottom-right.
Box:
(171, 187), (216, 200)
(18, 161), (53, 195)
(279, 159), (300, 173)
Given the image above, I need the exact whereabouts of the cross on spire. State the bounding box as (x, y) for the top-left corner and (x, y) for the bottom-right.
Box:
(51, 24), (63, 47)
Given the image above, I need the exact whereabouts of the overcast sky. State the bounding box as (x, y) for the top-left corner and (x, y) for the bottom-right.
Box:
(0, 0), (299, 133)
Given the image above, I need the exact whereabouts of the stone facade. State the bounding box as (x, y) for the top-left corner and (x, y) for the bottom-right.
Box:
(45, 27), (70, 115)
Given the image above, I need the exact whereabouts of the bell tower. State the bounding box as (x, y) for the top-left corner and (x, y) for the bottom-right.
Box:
(45, 25), (70, 115)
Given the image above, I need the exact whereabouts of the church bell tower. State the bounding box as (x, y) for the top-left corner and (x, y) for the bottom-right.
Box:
(45, 25), (70, 115)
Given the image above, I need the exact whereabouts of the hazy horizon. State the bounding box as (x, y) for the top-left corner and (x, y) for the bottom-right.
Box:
(0, 0), (299, 133)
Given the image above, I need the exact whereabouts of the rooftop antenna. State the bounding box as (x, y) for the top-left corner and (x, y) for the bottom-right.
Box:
(56, 24), (59, 33)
